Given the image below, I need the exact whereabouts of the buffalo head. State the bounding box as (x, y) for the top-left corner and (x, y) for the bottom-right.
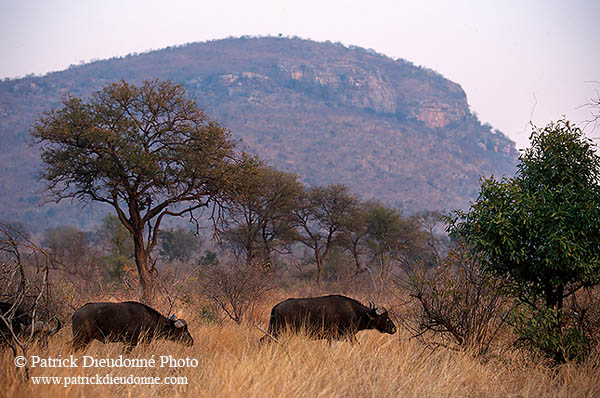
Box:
(167, 317), (194, 346)
(367, 302), (396, 335)
(28, 317), (62, 347)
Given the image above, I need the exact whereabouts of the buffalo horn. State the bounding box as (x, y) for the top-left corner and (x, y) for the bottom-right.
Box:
(169, 314), (176, 321)
(49, 317), (61, 336)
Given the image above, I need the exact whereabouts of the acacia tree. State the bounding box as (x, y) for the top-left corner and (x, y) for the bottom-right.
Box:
(337, 203), (369, 274)
(222, 166), (302, 267)
(362, 201), (427, 296)
(291, 184), (360, 282)
(32, 79), (254, 304)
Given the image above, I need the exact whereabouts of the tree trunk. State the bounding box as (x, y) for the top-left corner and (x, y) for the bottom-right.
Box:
(133, 232), (153, 305)
(544, 284), (565, 360)
(544, 284), (564, 312)
(315, 251), (323, 283)
(351, 240), (362, 273)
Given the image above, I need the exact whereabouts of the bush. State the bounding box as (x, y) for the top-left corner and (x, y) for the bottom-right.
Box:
(397, 244), (511, 355)
(513, 307), (589, 364)
(512, 287), (600, 364)
(199, 262), (274, 324)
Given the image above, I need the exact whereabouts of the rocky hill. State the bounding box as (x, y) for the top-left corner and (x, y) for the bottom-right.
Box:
(0, 36), (518, 230)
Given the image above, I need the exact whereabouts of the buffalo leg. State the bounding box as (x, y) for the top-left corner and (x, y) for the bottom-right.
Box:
(123, 336), (138, 354)
(71, 336), (91, 352)
(259, 319), (281, 345)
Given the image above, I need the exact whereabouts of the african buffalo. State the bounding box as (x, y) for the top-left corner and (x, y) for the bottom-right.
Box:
(0, 302), (62, 346)
(71, 301), (193, 352)
(260, 294), (397, 343)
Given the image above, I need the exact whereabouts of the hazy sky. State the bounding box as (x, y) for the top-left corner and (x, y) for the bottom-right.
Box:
(1, 0), (599, 149)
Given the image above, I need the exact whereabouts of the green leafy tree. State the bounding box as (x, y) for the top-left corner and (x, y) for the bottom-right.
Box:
(97, 214), (134, 281)
(158, 227), (200, 263)
(363, 201), (425, 295)
(198, 250), (220, 268)
(97, 214), (134, 256)
(448, 120), (600, 361)
(32, 79), (254, 303)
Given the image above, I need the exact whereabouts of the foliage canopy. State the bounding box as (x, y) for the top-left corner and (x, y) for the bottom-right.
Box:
(32, 79), (255, 303)
(448, 120), (600, 310)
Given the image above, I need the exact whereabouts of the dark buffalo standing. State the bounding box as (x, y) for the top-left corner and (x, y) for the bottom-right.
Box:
(260, 294), (397, 343)
(71, 301), (193, 352)
(0, 302), (62, 346)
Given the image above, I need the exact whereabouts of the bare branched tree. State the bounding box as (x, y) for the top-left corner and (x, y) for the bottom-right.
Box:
(581, 81), (600, 132)
(0, 223), (59, 379)
(199, 262), (274, 324)
(395, 243), (512, 356)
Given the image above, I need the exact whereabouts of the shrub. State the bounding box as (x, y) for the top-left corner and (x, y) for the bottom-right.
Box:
(513, 287), (600, 364)
(397, 244), (511, 356)
(199, 262), (274, 324)
(513, 308), (588, 363)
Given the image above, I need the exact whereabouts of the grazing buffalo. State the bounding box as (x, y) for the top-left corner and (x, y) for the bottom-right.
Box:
(71, 301), (193, 352)
(260, 294), (397, 343)
(0, 302), (62, 346)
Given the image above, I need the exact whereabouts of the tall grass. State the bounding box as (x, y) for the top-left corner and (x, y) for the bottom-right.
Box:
(2, 296), (600, 397)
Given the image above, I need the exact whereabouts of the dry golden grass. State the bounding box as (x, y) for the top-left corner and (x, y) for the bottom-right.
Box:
(2, 295), (600, 398)
(2, 325), (599, 397)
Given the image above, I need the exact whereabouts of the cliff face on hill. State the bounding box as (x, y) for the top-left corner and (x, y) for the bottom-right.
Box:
(0, 37), (517, 230)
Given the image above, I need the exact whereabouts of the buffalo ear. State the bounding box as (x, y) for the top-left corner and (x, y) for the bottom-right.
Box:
(375, 308), (386, 316)
(169, 314), (176, 321)
(174, 319), (186, 328)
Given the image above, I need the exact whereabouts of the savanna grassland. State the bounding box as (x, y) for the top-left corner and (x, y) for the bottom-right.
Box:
(3, 290), (599, 398)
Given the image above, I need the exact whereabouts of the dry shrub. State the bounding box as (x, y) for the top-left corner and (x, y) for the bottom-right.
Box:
(396, 244), (512, 356)
(0, 223), (62, 378)
(152, 269), (198, 318)
(199, 263), (274, 324)
(571, 286), (600, 348)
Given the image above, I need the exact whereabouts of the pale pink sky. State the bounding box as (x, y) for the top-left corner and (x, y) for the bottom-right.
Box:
(1, 0), (599, 149)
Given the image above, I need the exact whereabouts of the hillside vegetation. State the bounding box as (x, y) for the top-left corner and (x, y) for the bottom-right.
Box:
(0, 36), (517, 229)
